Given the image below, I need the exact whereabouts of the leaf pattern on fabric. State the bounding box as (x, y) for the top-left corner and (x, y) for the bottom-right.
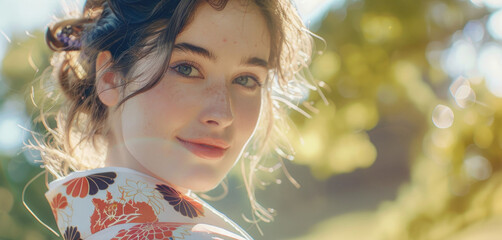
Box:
(111, 222), (190, 240)
(90, 194), (158, 234)
(50, 193), (68, 222)
(63, 172), (117, 198)
(155, 184), (205, 218)
(63, 226), (82, 240)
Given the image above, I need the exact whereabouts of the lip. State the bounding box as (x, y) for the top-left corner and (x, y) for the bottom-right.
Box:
(176, 137), (229, 160)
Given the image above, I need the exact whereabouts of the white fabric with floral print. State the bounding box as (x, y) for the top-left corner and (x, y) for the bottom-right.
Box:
(45, 167), (251, 240)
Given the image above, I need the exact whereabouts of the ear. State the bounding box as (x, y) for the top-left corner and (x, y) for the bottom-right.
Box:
(96, 51), (119, 107)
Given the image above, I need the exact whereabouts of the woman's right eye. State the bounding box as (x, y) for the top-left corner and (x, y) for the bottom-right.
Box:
(171, 63), (203, 78)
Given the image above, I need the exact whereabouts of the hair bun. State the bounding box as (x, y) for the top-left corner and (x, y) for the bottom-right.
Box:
(107, 0), (179, 24)
(46, 18), (93, 51)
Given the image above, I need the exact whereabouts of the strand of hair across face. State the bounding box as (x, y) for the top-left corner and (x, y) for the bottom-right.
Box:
(22, 170), (61, 237)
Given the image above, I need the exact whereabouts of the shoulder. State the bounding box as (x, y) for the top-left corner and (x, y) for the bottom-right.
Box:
(85, 222), (248, 240)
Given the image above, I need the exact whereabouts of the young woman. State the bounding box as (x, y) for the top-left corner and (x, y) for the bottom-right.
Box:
(28, 0), (315, 239)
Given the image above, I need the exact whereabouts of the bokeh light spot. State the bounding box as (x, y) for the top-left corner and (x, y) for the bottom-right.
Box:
(478, 42), (502, 97)
(464, 155), (492, 181)
(343, 102), (379, 130)
(463, 20), (485, 42)
(454, 85), (476, 108)
(0, 98), (28, 155)
(312, 51), (341, 80)
(481, 0), (502, 9)
(430, 2), (464, 29)
(450, 77), (476, 108)
(487, 10), (502, 40)
(360, 13), (402, 43)
(441, 40), (477, 77)
(328, 133), (376, 173)
(0, 118), (24, 149)
(0, 187), (14, 213)
(432, 104), (455, 128)
(393, 60), (437, 112)
(299, 131), (323, 160)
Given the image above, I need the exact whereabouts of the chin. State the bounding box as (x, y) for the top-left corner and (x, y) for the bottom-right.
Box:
(181, 174), (224, 193)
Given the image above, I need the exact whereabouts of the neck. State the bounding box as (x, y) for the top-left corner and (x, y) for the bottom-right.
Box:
(103, 130), (190, 195)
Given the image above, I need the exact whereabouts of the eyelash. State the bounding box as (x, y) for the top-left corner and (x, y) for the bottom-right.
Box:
(170, 61), (263, 90)
(170, 61), (203, 78)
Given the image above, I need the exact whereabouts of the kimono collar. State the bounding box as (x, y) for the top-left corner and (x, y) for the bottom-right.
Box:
(45, 167), (249, 239)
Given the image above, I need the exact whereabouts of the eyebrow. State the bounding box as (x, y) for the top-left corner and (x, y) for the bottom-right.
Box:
(173, 42), (269, 69)
(243, 57), (268, 69)
(173, 42), (216, 61)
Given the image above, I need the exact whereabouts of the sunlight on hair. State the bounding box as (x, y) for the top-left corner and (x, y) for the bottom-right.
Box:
(0, 30), (11, 43)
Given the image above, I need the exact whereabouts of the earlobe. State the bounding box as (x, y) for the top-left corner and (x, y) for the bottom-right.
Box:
(96, 51), (119, 107)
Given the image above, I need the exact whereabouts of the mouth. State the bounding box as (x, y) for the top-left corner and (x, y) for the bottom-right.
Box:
(176, 137), (228, 160)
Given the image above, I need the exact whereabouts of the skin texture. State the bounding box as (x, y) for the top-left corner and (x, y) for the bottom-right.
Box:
(96, 0), (271, 193)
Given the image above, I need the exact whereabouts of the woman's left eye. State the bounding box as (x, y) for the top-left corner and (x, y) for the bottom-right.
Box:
(233, 75), (261, 90)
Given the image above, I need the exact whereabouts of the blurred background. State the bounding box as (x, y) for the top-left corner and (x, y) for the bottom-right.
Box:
(1, 0), (502, 239)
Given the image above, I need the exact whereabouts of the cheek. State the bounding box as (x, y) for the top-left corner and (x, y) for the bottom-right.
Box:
(121, 78), (189, 137)
(234, 94), (262, 140)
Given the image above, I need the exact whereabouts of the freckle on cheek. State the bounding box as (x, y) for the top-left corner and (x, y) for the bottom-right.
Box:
(222, 38), (227, 43)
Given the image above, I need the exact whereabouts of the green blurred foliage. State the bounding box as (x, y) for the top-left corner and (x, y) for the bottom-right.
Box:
(1, 0), (502, 239)
(289, 0), (502, 239)
(0, 31), (56, 240)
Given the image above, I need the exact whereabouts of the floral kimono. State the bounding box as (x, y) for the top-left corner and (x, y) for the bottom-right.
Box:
(45, 167), (252, 240)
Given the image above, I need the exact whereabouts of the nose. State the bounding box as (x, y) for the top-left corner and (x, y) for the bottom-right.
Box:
(199, 84), (234, 128)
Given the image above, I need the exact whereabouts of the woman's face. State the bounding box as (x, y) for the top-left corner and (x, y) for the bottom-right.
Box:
(117, 0), (270, 191)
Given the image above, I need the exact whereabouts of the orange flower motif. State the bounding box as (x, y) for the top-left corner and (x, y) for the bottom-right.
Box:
(90, 197), (158, 234)
(64, 177), (89, 198)
(63, 172), (116, 198)
(111, 222), (188, 240)
(50, 193), (68, 222)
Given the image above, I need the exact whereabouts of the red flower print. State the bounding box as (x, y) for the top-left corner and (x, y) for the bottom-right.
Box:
(63, 226), (82, 240)
(50, 193), (68, 222)
(90, 198), (158, 234)
(155, 184), (204, 218)
(111, 222), (187, 240)
(63, 172), (117, 198)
